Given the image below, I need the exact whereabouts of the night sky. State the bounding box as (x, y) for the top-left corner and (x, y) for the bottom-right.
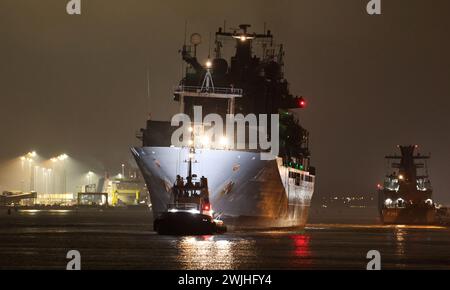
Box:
(1, 0), (449, 203)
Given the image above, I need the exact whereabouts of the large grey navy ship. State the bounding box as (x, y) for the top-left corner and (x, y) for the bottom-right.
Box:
(132, 24), (316, 229)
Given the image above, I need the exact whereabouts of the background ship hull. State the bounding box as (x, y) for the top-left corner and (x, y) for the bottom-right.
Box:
(131, 147), (314, 229)
(380, 208), (437, 225)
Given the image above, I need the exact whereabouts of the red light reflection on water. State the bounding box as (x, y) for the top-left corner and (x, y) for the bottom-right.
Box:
(291, 234), (312, 259)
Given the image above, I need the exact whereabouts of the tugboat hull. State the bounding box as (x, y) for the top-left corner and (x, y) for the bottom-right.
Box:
(154, 212), (226, 235)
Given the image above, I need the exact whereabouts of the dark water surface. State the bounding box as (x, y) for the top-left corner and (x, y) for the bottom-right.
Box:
(0, 209), (449, 270)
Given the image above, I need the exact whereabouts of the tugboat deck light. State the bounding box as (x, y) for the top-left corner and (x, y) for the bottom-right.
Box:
(168, 208), (200, 215)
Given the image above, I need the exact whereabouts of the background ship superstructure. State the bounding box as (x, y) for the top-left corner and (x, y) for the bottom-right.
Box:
(133, 24), (315, 228)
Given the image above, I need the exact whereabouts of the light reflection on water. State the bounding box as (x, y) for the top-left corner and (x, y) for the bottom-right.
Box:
(291, 234), (311, 258)
(306, 223), (447, 230)
(394, 228), (406, 256)
(177, 235), (256, 270)
(18, 209), (72, 215)
(1, 209), (450, 269)
(74, 224), (450, 271)
(174, 232), (316, 269)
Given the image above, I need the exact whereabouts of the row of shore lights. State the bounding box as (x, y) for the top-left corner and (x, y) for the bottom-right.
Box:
(20, 152), (123, 182)
(20, 151), (68, 162)
(18, 151), (69, 192)
(21, 152), (97, 187)
(20, 151), (37, 161)
(51, 153), (69, 162)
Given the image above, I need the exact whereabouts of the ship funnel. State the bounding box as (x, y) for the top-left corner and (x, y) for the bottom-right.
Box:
(239, 24), (251, 33)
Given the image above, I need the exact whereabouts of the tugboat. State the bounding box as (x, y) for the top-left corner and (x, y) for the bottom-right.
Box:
(378, 145), (437, 225)
(153, 146), (226, 235)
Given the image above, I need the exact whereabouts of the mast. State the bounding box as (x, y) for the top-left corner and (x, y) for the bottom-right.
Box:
(385, 145), (430, 182)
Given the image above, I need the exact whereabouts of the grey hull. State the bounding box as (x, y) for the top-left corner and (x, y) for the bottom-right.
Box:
(131, 147), (314, 229)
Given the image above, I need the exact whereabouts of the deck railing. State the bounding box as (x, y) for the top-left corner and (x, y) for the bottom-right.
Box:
(173, 85), (243, 97)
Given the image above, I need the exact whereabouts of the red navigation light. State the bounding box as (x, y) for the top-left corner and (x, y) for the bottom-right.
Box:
(296, 97), (307, 109)
(203, 203), (210, 211)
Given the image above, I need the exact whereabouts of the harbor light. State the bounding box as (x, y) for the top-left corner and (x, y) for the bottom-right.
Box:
(205, 60), (212, 69)
(58, 154), (68, 161)
(23, 151), (37, 160)
(398, 174), (404, 180)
